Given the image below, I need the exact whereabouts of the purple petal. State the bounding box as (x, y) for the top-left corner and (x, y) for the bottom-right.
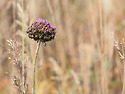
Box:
(51, 25), (56, 30)
(36, 18), (42, 22)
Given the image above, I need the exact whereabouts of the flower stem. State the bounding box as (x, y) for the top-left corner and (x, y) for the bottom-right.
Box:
(32, 40), (41, 94)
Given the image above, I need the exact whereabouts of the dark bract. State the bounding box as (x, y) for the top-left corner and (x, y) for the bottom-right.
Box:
(26, 18), (56, 43)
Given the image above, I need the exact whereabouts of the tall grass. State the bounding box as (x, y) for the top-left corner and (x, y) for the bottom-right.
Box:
(21, 0), (25, 94)
(98, 0), (105, 93)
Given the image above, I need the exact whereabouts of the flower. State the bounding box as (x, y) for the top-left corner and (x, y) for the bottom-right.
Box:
(26, 18), (56, 43)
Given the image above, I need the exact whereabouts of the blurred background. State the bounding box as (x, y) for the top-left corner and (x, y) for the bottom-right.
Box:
(0, 0), (125, 94)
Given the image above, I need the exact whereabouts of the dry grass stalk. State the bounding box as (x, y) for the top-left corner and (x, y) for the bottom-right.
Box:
(7, 39), (28, 94)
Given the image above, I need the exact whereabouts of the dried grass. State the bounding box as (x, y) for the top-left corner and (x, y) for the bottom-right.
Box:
(0, 0), (125, 94)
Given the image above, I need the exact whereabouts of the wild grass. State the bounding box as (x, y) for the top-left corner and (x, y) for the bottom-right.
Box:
(7, 39), (28, 94)
(0, 0), (125, 94)
(21, 0), (25, 94)
(114, 39), (125, 94)
(98, 0), (105, 93)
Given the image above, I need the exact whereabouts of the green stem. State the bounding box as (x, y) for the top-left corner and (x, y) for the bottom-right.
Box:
(32, 40), (41, 94)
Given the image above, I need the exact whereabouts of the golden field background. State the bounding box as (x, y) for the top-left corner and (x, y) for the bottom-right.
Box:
(0, 0), (125, 94)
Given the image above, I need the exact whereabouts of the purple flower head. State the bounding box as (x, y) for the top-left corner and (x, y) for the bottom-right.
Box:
(26, 18), (56, 43)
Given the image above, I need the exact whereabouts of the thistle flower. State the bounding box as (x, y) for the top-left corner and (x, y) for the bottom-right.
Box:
(26, 18), (56, 94)
(26, 18), (56, 43)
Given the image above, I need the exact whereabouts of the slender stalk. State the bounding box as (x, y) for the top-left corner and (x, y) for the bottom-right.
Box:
(122, 60), (125, 94)
(46, 0), (55, 25)
(98, 0), (105, 94)
(122, 43), (125, 94)
(32, 40), (41, 94)
(22, 0), (24, 62)
(21, 0), (25, 93)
